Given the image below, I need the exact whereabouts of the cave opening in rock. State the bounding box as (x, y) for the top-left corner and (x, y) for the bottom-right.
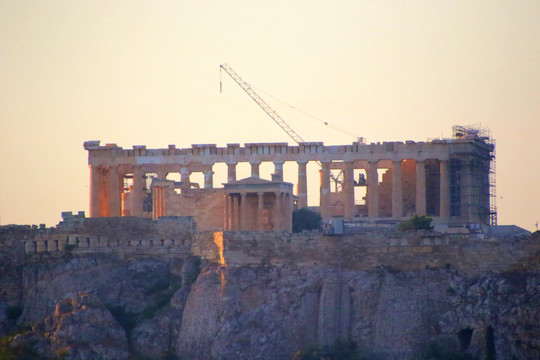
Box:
(485, 325), (496, 360)
(457, 328), (474, 351)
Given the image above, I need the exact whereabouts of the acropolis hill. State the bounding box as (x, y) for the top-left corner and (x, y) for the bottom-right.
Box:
(1, 126), (539, 360)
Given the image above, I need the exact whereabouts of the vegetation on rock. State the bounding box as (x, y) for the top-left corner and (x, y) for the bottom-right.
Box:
(398, 215), (434, 231)
(292, 208), (322, 233)
(5, 307), (22, 321)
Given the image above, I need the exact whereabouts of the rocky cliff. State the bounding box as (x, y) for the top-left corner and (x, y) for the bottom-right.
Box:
(1, 223), (539, 360)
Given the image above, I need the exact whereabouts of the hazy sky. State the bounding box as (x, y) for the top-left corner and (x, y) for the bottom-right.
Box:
(1, 1), (539, 231)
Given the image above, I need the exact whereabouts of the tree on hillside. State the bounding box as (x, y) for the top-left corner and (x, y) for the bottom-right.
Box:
(398, 215), (434, 231)
(292, 208), (322, 233)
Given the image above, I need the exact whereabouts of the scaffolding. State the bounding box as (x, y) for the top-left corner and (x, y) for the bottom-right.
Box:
(452, 125), (497, 225)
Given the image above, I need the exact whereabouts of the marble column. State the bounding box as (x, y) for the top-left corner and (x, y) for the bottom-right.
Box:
(440, 160), (451, 219)
(392, 160), (403, 218)
(257, 192), (264, 231)
(233, 195), (240, 230)
(224, 194), (231, 230)
(297, 161), (308, 209)
(367, 161), (379, 218)
(320, 161), (331, 220)
(109, 166), (121, 217)
(227, 162), (237, 183)
(180, 167), (190, 190)
(240, 192), (247, 230)
(415, 160), (426, 216)
(344, 161), (355, 219)
(132, 166), (144, 217)
(204, 166), (214, 189)
(90, 165), (100, 217)
(274, 192), (281, 230)
(152, 186), (164, 220)
(273, 161), (284, 182)
(250, 161), (261, 178)
(288, 193), (293, 231)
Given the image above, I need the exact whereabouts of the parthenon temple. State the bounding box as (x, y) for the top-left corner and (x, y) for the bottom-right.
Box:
(84, 125), (496, 231)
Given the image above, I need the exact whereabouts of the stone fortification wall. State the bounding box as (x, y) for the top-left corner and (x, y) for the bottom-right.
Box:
(211, 230), (540, 275)
(6, 215), (539, 276)
(24, 216), (195, 257)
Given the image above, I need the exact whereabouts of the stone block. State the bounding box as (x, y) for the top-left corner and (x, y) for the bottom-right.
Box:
(25, 241), (36, 253)
(68, 236), (78, 246)
(36, 240), (46, 253)
(411, 246), (432, 253)
(57, 239), (67, 251)
(90, 237), (100, 248)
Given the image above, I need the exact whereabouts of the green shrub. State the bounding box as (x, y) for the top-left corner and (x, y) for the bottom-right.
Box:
(292, 208), (322, 233)
(64, 244), (76, 251)
(143, 278), (170, 295)
(5, 306), (22, 320)
(0, 333), (40, 360)
(398, 215), (433, 231)
(182, 257), (201, 287)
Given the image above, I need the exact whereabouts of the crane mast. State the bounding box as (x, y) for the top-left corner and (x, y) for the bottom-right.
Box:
(220, 64), (305, 145)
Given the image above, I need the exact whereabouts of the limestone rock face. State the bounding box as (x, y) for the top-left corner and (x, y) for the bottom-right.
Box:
(1, 249), (539, 360)
(130, 286), (190, 358)
(12, 292), (130, 360)
(176, 266), (540, 360)
(10, 254), (186, 359)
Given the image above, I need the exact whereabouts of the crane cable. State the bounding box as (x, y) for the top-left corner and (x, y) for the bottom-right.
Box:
(250, 84), (357, 139)
(220, 65), (357, 139)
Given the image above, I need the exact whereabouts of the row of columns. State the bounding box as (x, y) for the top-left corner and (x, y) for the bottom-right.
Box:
(319, 159), (449, 220)
(90, 159), (452, 221)
(224, 191), (293, 231)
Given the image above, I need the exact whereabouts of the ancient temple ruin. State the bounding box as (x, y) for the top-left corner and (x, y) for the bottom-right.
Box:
(84, 125), (496, 231)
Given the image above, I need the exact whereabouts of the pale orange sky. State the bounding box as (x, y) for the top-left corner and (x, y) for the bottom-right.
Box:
(1, 1), (539, 231)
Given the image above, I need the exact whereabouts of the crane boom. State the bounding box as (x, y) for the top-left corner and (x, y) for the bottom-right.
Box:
(220, 64), (305, 144)
(220, 63), (345, 190)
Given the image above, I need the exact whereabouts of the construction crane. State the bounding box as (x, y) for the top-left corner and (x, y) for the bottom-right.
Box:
(219, 64), (305, 145)
(220, 63), (347, 190)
